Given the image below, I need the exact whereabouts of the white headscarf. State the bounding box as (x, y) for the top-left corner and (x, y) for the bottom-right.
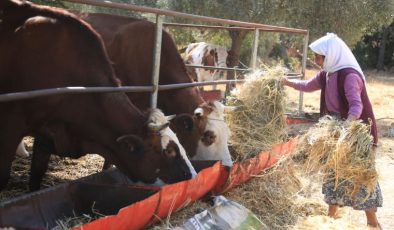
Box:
(309, 33), (365, 81)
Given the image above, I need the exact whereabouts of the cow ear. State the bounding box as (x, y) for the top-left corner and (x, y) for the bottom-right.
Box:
(116, 134), (144, 155)
(171, 114), (194, 132)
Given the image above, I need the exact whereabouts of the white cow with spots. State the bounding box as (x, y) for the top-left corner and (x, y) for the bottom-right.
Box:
(185, 42), (229, 89)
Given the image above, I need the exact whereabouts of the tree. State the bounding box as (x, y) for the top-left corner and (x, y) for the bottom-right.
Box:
(164, 0), (394, 70)
(353, 21), (394, 71)
(282, 0), (394, 47)
(165, 0), (289, 89)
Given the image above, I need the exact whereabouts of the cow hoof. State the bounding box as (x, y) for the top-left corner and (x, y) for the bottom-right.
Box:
(201, 130), (216, 146)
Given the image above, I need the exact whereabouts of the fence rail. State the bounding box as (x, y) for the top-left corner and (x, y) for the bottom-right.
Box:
(0, 80), (248, 102)
(62, 0), (308, 35)
(4, 0), (309, 112)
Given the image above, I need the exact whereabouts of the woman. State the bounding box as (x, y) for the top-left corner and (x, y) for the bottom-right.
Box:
(283, 33), (382, 228)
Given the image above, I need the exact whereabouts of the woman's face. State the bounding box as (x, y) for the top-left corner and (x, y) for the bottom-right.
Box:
(314, 53), (325, 68)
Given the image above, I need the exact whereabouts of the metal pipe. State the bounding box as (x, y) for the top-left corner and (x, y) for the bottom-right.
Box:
(158, 79), (246, 90)
(185, 64), (251, 72)
(150, 14), (163, 109)
(298, 31), (310, 114)
(62, 0), (308, 35)
(163, 23), (255, 31)
(250, 28), (259, 69)
(0, 80), (251, 102)
(0, 86), (154, 102)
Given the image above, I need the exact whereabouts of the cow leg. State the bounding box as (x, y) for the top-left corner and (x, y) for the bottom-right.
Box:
(0, 121), (24, 190)
(0, 141), (18, 190)
(29, 135), (54, 191)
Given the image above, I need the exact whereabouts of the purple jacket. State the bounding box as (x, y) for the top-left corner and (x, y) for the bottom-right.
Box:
(319, 68), (378, 144)
(287, 68), (378, 144)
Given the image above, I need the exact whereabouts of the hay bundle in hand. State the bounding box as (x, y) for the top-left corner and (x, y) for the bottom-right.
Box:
(227, 68), (287, 160)
(296, 116), (378, 199)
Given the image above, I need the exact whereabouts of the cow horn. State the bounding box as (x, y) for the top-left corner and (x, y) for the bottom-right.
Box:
(223, 105), (242, 112)
(165, 114), (176, 121)
(148, 122), (170, 131)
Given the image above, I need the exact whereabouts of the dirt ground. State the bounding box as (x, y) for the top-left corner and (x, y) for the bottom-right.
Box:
(0, 69), (393, 229)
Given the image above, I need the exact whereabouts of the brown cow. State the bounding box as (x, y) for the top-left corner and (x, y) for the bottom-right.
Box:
(79, 13), (233, 166)
(0, 0), (195, 191)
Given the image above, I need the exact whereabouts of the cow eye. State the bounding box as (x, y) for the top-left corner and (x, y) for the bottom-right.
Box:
(163, 148), (176, 158)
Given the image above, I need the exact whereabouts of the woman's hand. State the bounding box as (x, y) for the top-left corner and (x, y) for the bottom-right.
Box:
(346, 114), (358, 122)
(281, 77), (290, 86)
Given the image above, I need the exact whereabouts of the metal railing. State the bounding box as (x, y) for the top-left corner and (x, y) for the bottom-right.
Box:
(2, 0), (309, 113)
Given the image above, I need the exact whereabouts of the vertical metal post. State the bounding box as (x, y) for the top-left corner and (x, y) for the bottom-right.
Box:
(150, 14), (164, 109)
(298, 31), (309, 114)
(250, 28), (259, 69)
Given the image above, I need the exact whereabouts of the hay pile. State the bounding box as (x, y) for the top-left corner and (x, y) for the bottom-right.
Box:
(296, 116), (378, 200)
(52, 204), (105, 230)
(225, 159), (326, 229)
(149, 200), (210, 229)
(226, 68), (287, 160)
(147, 160), (326, 230)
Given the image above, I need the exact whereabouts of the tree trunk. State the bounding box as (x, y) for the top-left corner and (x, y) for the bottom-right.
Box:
(278, 34), (291, 70)
(225, 29), (247, 95)
(377, 26), (388, 71)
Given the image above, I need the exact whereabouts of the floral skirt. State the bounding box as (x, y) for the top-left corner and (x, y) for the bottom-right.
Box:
(322, 178), (383, 210)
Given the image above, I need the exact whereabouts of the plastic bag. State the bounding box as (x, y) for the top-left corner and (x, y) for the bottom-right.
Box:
(173, 196), (266, 230)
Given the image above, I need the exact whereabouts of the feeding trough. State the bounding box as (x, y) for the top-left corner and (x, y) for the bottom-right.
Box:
(0, 161), (223, 229)
(0, 139), (297, 230)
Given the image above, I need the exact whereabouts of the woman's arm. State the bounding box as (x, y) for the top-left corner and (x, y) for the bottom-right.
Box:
(344, 73), (364, 120)
(283, 74), (322, 92)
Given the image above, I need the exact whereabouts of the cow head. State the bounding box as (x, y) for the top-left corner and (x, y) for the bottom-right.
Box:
(116, 109), (197, 185)
(202, 46), (229, 79)
(192, 101), (233, 166)
(170, 112), (207, 159)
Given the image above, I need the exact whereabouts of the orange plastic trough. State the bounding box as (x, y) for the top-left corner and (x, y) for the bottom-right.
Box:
(73, 138), (298, 230)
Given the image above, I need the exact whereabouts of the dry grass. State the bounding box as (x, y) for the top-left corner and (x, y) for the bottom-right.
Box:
(0, 140), (105, 202)
(295, 117), (378, 200)
(149, 200), (210, 229)
(225, 160), (326, 230)
(52, 202), (105, 230)
(148, 159), (326, 230)
(226, 68), (287, 160)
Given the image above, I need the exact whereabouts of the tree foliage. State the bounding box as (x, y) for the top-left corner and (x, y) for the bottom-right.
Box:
(165, 0), (393, 46)
(282, 0), (394, 47)
(354, 21), (394, 70)
(162, 0), (394, 70)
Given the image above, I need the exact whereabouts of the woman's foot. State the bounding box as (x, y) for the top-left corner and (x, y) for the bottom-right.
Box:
(365, 208), (380, 229)
(328, 205), (339, 219)
(367, 222), (382, 229)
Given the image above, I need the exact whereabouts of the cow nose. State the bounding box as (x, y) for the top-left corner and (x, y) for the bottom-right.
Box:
(194, 108), (204, 117)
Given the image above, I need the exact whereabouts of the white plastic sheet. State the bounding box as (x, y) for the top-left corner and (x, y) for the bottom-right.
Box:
(173, 196), (266, 230)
